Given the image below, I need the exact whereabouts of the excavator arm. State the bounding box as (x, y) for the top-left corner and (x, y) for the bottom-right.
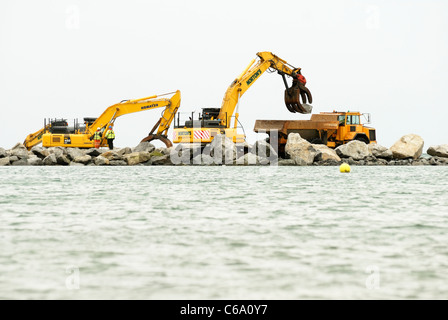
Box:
(23, 124), (51, 150)
(138, 91), (181, 147)
(90, 90), (181, 148)
(218, 51), (313, 128)
(89, 91), (180, 142)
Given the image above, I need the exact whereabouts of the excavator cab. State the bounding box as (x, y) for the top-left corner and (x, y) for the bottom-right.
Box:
(201, 108), (220, 121)
(175, 108), (226, 129)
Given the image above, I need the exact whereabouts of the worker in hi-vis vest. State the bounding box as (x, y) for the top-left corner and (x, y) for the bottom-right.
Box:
(105, 125), (115, 150)
(93, 127), (102, 149)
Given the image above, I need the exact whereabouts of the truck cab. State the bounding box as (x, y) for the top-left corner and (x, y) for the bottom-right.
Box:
(330, 111), (376, 147)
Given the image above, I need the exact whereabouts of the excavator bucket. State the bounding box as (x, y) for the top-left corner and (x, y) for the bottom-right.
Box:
(284, 84), (313, 114)
(141, 134), (173, 148)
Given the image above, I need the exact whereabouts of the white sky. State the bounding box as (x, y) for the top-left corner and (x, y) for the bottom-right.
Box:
(1, 0), (447, 150)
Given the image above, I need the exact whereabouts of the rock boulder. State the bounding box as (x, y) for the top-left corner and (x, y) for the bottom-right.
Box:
(102, 150), (122, 161)
(43, 154), (57, 166)
(85, 148), (103, 157)
(28, 156), (43, 166)
(48, 147), (66, 158)
(236, 153), (262, 165)
(66, 148), (85, 161)
(73, 155), (92, 164)
(149, 150), (164, 158)
(368, 143), (393, 159)
(171, 144), (202, 164)
(94, 156), (110, 166)
(149, 155), (172, 165)
(427, 144), (448, 158)
(116, 147), (132, 157)
(192, 154), (215, 165)
(312, 144), (341, 162)
(30, 146), (50, 159)
(124, 152), (151, 165)
(250, 140), (278, 160)
(278, 159), (296, 166)
(8, 156), (19, 163)
(11, 159), (28, 166)
(208, 135), (237, 165)
(109, 160), (128, 166)
(11, 142), (27, 151)
(56, 154), (71, 165)
(285, 133), (320, 165)
(390, 134), (424, 160)
(133, 141), (155, 153)
(154, 147), (170, 156)
(10, 148), (29, 159)
(335, 140), (371, 160)
(0, 157), (10, 166)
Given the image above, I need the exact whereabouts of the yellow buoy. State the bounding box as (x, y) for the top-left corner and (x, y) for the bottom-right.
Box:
(340, 163), (351, 173)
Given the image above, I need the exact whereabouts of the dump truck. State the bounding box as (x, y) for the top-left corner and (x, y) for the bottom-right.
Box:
(254, 111), (376, 155)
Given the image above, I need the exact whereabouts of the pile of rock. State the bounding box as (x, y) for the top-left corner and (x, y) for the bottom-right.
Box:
(0, 142), (172, 166)
(1, 134), (447, 166)
(283, 133), (447, 166)
(427, 144), (448, 158)
(171, 135), (276, 166)
(0, 135), (279, 167)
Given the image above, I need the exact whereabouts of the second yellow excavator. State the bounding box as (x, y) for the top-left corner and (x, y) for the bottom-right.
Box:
(24, 90), (181, 150)
(173, 52), (313, 144)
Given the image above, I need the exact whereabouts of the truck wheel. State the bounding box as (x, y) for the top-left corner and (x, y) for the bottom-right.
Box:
(355, 136), (369, 144)
(310, 138), (324, 145)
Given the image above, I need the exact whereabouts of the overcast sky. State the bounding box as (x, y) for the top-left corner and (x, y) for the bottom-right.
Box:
(1, 0), (447, 150)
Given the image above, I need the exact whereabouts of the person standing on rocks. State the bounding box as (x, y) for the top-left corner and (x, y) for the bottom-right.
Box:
(105, 125), (115, 150)
(93, 127), (102, 149)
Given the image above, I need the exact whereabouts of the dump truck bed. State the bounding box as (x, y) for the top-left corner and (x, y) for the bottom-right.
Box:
(254, 119), (339, 135)
(254, 115), (340, 143)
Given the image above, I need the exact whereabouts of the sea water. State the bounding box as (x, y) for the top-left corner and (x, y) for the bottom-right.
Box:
(1, 166), (447, 299)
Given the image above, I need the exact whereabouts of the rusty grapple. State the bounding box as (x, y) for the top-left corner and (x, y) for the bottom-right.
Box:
(284, 83), (313, 114)
(140, 118), (173, 148)
(141, 134), (173, 148)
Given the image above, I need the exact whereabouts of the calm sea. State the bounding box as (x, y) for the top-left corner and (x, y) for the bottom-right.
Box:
(1, 166), (447, 299)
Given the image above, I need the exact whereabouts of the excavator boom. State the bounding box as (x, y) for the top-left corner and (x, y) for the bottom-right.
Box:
(139, 90), (181, 147)
(89, 90), (181, 137)
(218, 51), (313, 127)
(23, 124), (51, 150)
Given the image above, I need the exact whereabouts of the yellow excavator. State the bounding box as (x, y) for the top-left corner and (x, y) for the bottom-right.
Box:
(173, 52), (313, 144)
(24, 90), (181, 150)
